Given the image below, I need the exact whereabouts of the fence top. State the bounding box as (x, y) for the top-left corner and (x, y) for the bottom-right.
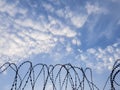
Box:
(0, 59), (120, 90)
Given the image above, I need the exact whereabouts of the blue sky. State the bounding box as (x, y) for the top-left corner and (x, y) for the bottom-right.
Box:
(0, 0), (120, 89)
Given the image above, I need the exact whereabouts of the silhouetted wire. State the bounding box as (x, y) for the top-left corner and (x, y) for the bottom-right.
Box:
(0, 59), (120, 90)
(110, 59), (120, 90)
(103, 59), (120, 90)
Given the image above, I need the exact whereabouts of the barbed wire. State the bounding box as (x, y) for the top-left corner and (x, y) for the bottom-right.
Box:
(110, 59), (120, 90)
(103, 59), (120, 90)
(0, 59), (120, 90)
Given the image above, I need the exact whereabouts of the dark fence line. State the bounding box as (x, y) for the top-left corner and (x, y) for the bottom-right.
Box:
(0, 59), (120, 90)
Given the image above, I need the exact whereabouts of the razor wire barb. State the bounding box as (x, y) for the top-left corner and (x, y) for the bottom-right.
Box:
(0, 59), (120, 90)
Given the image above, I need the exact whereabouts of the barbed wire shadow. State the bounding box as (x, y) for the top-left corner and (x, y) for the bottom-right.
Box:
(0, 59), (120, 90)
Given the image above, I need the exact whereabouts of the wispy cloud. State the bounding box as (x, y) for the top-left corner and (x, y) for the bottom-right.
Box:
(70, 14), (88, 28)
(0, 0), (79, 64)
(0, 0), (120, 73)
(0, 0), (27, 17)
(77, 43), (120, 72)
(85, 2), (108, 15)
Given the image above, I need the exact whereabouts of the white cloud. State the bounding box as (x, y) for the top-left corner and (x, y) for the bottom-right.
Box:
(0, 0), (80, 65)
(71, 15), (88, 28)
(56, 6), (88, 28)
(85, 3), (108, 15)
(87, 48), (96, 54)
(55, 3), (108, 29)
(49, 26), (76, 37)
(66, 46), (72, 53)
(42, 2), (54, 12)
(0, 0), (27, 17)
(0, 28), (56, 61)
(72, 38), (81, 46)
(48, 16), (77, 37)
(80, 54), (88, 61)
(79, 43), (120, 72)
(37, 1), (89, 29)
(56, 9), (64, 17)
(15, 19), (39, 29)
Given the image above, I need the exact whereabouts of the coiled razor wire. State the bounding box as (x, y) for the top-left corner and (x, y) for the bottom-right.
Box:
(0, 59), (120, 90)
(110, 59), (120, 90)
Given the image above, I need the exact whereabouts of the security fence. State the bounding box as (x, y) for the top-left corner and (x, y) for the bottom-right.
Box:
(0, 59), (120, 90)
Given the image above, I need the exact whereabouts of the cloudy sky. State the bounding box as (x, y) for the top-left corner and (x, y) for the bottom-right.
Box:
(0, 0), (120, 89)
